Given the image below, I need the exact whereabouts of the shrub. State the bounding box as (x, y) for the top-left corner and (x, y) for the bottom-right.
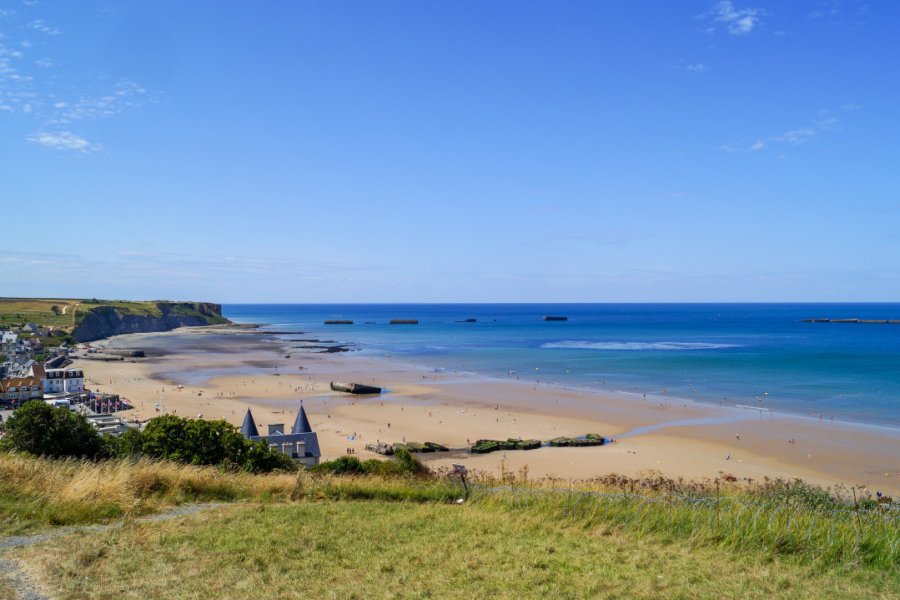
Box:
(312, 448), (427, 477)
(311, 455), (367, 475)
(0, 400), (105, 459)
(118, 415), (296, 473)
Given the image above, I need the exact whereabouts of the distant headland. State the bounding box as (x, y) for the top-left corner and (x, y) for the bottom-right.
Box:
(0, 298), (231, 344)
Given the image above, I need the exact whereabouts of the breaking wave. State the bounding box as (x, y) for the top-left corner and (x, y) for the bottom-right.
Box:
(541, 341), (740, 351)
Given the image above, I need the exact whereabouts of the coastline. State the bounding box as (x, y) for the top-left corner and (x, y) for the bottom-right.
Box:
(81, 326), (900, 495)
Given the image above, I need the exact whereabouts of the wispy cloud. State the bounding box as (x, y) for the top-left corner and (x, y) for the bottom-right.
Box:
(28, 19), (60, 35)
(702, 1), (763, 35)
(533, 229), (646, 250)
(685, 62), (708, 73)
(27, 131), (99, 152)
(0, 248), (386, 298)
(807, 0), (869, 25)
(1, 10), (149, 152)
(48, 79), (147, 124)
(720, 110), (845, 153)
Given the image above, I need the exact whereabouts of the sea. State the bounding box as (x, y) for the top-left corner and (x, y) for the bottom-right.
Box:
(223, 304), (900, 429)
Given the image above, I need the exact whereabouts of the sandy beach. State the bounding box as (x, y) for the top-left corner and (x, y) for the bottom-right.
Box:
(78, 326), (900, 495)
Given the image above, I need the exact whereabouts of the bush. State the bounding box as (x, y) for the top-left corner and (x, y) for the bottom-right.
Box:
(312, 448), (427, 477)
(0, 400), (105, 459)
(311, 455), (367, 475)
(115, 415), (296, 474)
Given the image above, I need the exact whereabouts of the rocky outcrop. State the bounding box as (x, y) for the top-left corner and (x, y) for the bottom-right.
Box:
(72, 302), (230, 342)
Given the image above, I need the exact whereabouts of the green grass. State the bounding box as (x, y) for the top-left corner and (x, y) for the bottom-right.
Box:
(0, 297), (228, 331)
(471, 484), (899, 571)
(0, 298), (78, 329)
(0, 482), (125, 537)
(11, 501), (898, 599)
(1, 454), (897, 598)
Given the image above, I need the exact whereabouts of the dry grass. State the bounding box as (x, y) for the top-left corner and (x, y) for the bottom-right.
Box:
(0, 453), (296, 535)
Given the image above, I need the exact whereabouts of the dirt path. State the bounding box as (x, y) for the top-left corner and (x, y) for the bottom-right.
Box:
(63, 302), (78, 328)
(0, 503), (228, 600)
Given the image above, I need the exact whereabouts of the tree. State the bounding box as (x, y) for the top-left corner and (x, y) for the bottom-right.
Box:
(0, 400), (104, 458)
(128, 415), (296, 473)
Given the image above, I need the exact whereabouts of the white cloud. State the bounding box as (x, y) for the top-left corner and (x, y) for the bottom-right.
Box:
(28, 19), (60, 35)
(686, 62), (708, 73)
(773, 127), (817, 145)
(0, 11), (146, 154)
(48, 79), (147, 123)
(721, 110), (845, 153)
(0, 43), (24, 59)
(27, 131), (99, 152)
(704, 1), (762, 35)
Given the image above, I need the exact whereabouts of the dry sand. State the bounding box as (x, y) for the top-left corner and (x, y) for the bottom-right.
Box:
(78, 326), (900, 495)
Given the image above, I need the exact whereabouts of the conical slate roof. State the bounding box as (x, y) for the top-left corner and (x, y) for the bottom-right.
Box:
(291, 404), (313, 434)
(240, 408), (259, 437)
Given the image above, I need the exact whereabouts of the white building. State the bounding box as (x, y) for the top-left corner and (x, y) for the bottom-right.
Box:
(1, 331), (17, 357)
(43, 368), (85, 395)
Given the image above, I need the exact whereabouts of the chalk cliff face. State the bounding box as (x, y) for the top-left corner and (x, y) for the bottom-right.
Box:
(72, 302), (230, 342)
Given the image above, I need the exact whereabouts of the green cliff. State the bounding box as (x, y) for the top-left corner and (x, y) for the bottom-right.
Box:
(71, 300), (230, 342)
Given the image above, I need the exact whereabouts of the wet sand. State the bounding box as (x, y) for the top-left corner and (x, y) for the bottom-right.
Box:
(80, 326), (900, 495)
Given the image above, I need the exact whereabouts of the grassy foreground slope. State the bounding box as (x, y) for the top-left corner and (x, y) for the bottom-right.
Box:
(0, 454), (897, 599)
(0, 453), (295, 537)
(13, 501), (898, 599)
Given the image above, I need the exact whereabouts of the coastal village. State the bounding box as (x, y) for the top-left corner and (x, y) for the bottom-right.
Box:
(0, 322), (136, 435)
(1, 325), (87, 406)
(0, 318), (323, 465)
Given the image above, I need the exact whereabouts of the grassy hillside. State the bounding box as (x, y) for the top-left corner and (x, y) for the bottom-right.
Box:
(0, 298), (80, 330)
(0, 298), (171, 331)
(0, 298), (229, 340)
(0, 454), (896, 598)
(9, 496), (898, 599)
(72, 299), (164, 324)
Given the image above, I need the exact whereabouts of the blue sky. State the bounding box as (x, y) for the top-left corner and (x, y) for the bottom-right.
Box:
(1, 1), (898, 302)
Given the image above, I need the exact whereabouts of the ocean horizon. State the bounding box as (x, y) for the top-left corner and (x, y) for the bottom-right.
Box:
(223, 303), (900, 429)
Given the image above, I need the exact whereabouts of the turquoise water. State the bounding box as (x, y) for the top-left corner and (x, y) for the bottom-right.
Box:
(223, 304), (900, 428)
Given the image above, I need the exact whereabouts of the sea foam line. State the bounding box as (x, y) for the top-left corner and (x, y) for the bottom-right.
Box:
(541, 341), (740, 351)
